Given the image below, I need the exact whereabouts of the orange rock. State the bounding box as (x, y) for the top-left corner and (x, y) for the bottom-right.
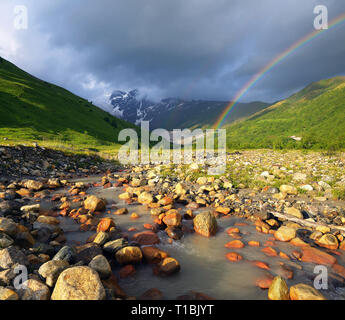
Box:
(130, 213), (139, 219)
(255, 274), (274, 289)
(262, 246), (278, 257)
(248, 240), (260, 247)
(251, 260), (270, 270)
(119, 265), (136, 278)
(132, 231), (160, 245)
(163, 212), (182, 227)
(141, 246), (169, 264)
(226, 227), (240, 234)
(290, 237), (309, 247)
(225, 252), (243, 262)
(332, 264), (345, 278)
(216, 206), (231, 215)
(158, 197), (173, 206)
(279, 252), (290, 260)
(228, 233), (242, 239)
(96, 218), (115, 233)
(301, 246), (337, 265)
(128, 227), (137, 232)
(144, 224), (153, 230)
(224, 240), (245, 249)
(264, 241), (276, 247)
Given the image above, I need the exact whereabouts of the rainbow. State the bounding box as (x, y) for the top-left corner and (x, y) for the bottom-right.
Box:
(214, 12), (345, 129)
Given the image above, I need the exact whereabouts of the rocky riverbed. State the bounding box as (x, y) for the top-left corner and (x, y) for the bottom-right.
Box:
(1, 146), (345, 300)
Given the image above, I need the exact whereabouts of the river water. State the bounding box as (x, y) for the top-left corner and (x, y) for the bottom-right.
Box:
(54, 177), (345, 300)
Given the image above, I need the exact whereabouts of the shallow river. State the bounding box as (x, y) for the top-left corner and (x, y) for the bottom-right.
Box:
(52, 176), (345, 300)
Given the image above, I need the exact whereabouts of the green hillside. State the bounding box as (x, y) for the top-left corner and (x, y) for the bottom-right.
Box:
(0, 57), (136, 153)
(225, 76), (345, 150)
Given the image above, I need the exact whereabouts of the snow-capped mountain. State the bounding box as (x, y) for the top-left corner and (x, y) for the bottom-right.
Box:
(108, 89), (269, 130)
(109, 89), (183, 127)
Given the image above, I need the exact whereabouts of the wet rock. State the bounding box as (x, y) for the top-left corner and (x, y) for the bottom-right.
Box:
(20, 204), (40, 213)
(140, 288), (163, 300)
(274, 226), (296, 242)
(114, 208), (128, 216)
(97, 218), (116, 233)
(268, 276), (289, 300)
(225, 252), (243, 262)
(256, 273), (274, 289)
(0, 218), (17, 237)
(154, 257), (180, 276)
(38, 260), (69, 287)
(75, 243), (103, 265)
(93, 231), (109, 246)
(262, 246), (278, 257)
(193, 212), (217, 237)
(132, 231), (160, 245)
(0, 233), (14, 248)
(88, 255), (111, 279)
(53, 246), (76, 263)
(51, 266), (106, 300)
(0, 246), (28, 269)
(289, 283), (325, 300)
(316, 234), (339, 250)
(36, 216), (60, 225)
(163, 212), (182, 227)
(84, 195), (106, 212)
(15, 231), (35, 248)
(141, 246), (169, 264)
(301, 246), (336, 265)
(165, 226), (183, 240)
(115, 246), (143, 265)
(225, 240), (245, 249)
(19, 279), (50, 300)
(103, 238), (128, 254)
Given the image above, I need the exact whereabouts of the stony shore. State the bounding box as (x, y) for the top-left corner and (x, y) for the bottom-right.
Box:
(1, 146), (345, 300)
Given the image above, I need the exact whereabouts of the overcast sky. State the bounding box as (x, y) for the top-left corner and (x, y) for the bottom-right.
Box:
(0, 0), (345, 109)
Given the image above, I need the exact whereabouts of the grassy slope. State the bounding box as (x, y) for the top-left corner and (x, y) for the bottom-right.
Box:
(0, 57), (137, 154)
(225, 77), (345, 150)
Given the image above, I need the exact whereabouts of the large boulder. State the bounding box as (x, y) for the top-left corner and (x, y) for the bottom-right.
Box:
(84, 195), (106, 212)
(163, 212), (182, 227)
(193, 212), (217, 237)
(289, 283), (326, 300)
(51, 266), (106, 300)
(268, 276), (289, 300)
(0, 287), (18, 300)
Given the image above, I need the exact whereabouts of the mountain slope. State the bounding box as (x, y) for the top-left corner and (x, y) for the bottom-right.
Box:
(226, 76), (345, 150)
(109, 89), (269, 130)
(0, 57), (136, 152)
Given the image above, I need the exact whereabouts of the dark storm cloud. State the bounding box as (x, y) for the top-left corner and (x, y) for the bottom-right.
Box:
(1, 0), (345, 107)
